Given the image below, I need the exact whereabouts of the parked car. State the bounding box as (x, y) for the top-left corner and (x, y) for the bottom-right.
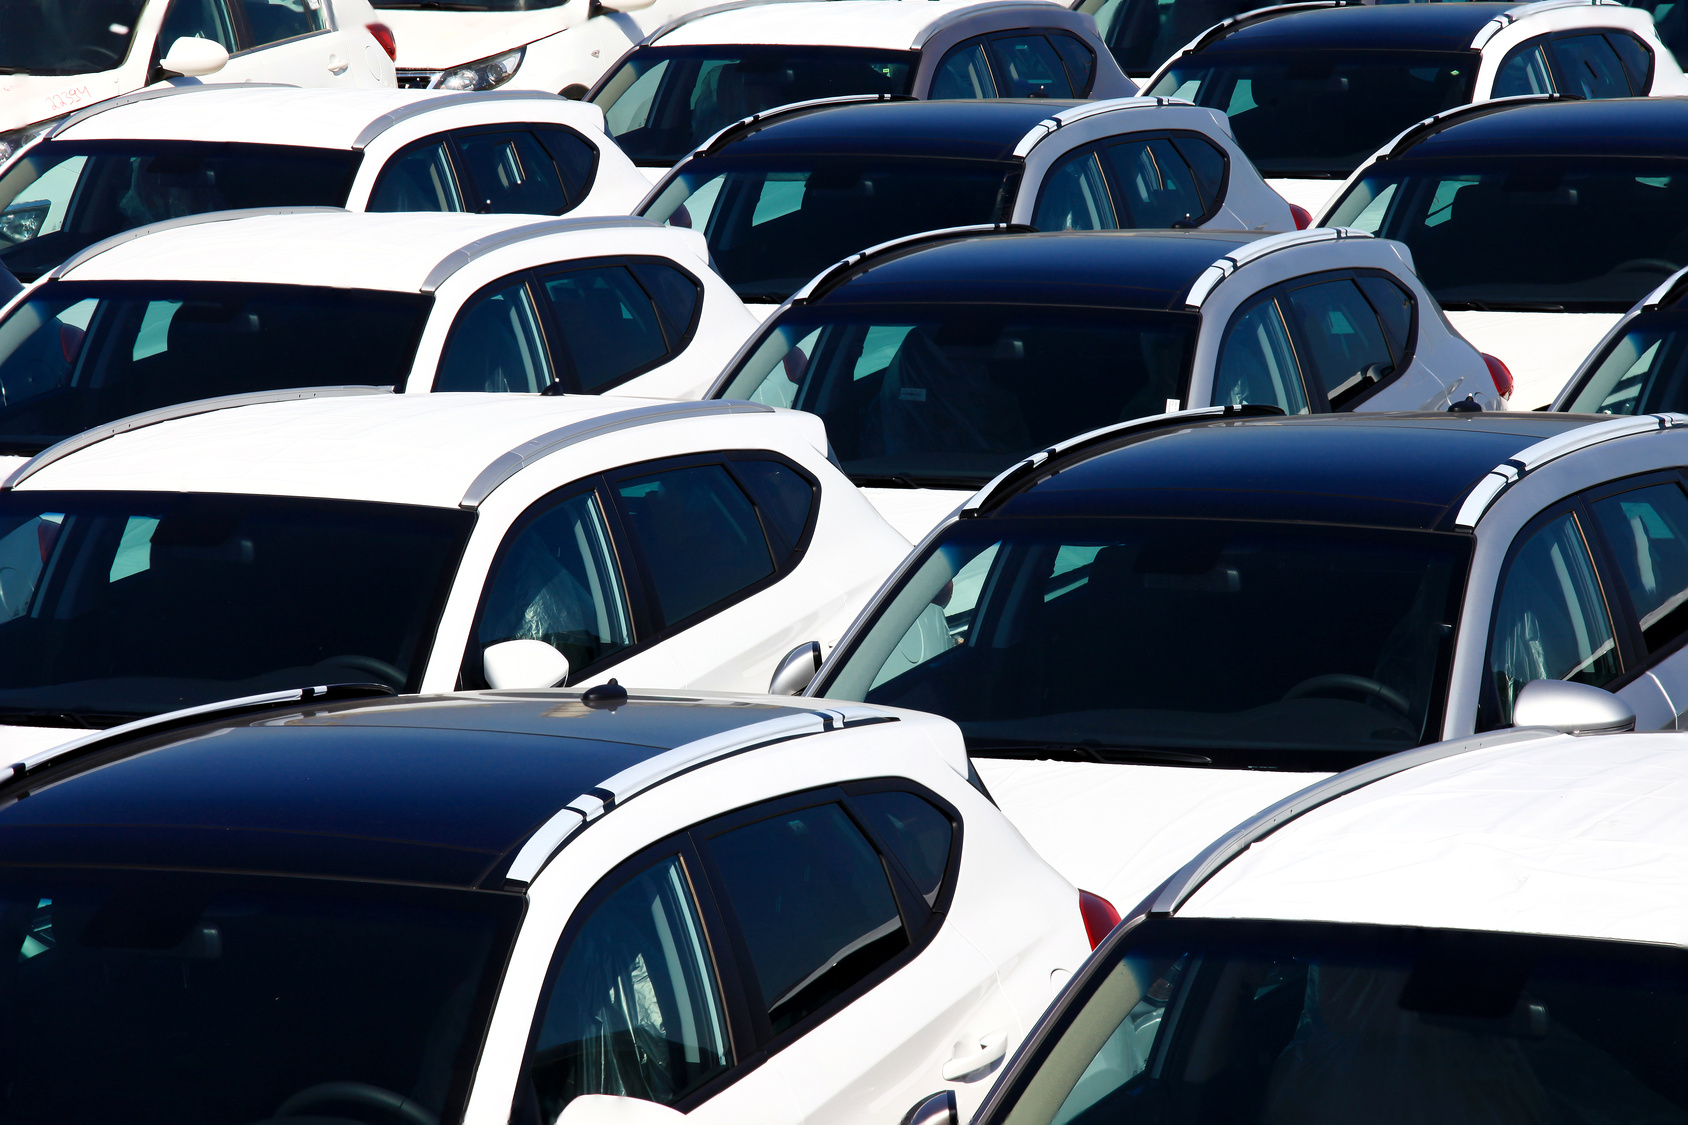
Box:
(1145, 0), (1688, 216)
(968, 715), (1686, 1125)
(1555, 263), (1688, 413)
(780, 408), (1688, 912)
(640, 96), (1298, 313)
(0, 210), (760, 476)
(708, 226), (1505, 539)
(0, 84), (654, 282)
(0, 686), (1100, 1125)
(1323, 95), (1688, 409)
(590, 0), (1136, 178)
(0, 391), (911, 753)
(0, 0), (397, 158)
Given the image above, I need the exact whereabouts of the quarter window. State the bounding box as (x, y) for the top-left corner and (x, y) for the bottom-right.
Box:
(1607, 31), (1654, 93)
(1281, 278), (1397, 408)
(455, 129), (571, 215)
(1049, 33), (1097, 95)
(1215, 294), (1310, 414)
(1548, 33), (1634, 98)
(729, 458), (816, 552)
(985, 34), (1076, 98)
(540, 266), (668, 392)
(852, 790), (954, 906)
(1589, 482), (1688, 656)
(436, 279), (555, 392)
(368, 140), (465, 213)
(1356, 274), (1414, 356)
(630, 261), (702, 346)
(535, 127), (598, 203)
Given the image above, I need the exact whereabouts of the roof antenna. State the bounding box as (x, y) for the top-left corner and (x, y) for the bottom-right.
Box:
(1447, 394), (1483, 413)
(582, 678), (629, 710)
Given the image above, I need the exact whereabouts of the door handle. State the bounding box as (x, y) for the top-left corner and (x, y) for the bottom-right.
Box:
(328, 51), (348, 74)
(941, 1031), (1008, 1081)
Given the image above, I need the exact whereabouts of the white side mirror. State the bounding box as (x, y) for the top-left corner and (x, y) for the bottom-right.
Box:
(1512, 678), (1635, 735)
(595, 0), (659, 12)
(483, 639), (570, 690)
(160, 36), (230, 77)
(557, 1096), (686, 1125)
(768, 641), (821, 696)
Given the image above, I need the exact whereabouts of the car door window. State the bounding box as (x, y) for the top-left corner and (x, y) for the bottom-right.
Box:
(455, 130), (570, 216)
(367, 140), (465, 213)
(478, 489), (633, 678)
(536, 127), (598, 205)
(1215, 294), (1310, 414)
(629, 261), (702, 348)
(1102, 137), (1207, 228)
(437, 278), (555, 392)
(1049, 32), (1097, 96)
(986, 34), (1076, 98)
(1485, 511), (1620, 727)
(614, 464), (774, 629)
(527, 855), (730, 1119)
(1589, 482), (1688, 656)
(1170, 135), (1227, 213)
(540, 265), (667, 392)
(1607, 31), (1654, 92)
(1549, 33), (1633, 98)
(158, 0), (236, 52)
(1356, 273), (1415, 359)
(930, 41), (996, 98)
(851, 790), (953, 906)
(1281, 278), (1397, 408)
(729, 458), (816, 554)
(1492, 42), (1555, 97)
(703, 802), (908, 1034)
(1033, 150), (1117, 231)
(235, 0), (324, 48)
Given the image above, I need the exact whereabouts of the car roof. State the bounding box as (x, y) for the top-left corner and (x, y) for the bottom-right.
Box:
(0, 692), (847, 889)
(991, 412), (1598, 530)
(1179, 730), (1688, 946)
(1201, 2), (1515, 53)
(653, 0), (1044, 50)
(712, 97), (1076, 161)
(819, 229), (1264, 310)
(1393, 96), (1688, 162)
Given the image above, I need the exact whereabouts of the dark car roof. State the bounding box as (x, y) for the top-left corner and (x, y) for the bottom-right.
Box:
(1394, 96), (1688, 162)
(994, 412), (1597, 529)
(822, 229), (1261, 310)
(0, 692), (821, 889)
(1201, 3), (1512, 53)
(713, 98), (1078, 161)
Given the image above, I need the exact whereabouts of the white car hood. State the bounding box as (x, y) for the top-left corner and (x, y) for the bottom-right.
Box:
(0, 725), (83, 755)
(378, 8), (569, 70)
(974, 758), (1331, 911)
(1266, 177), (1344, 218)
(1442, 310), (1623, 411)
(0, 71), (131, 133)
(860, 487), (967, 543)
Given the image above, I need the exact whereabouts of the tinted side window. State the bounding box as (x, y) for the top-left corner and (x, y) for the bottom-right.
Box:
(436, 278), (556, 392)
(368, 140), (465, 213)
(730, 458), (816, 553)
(1102, 137), (1206, 227)
(930, 40), (996, 98)
(630, 261), (703, 347)
(159, 0), (236, 52)
(236, 0), (325, 47)
(1549, 33), (1633, 98)
(703, 803), (908, 1033)
(1607, 31), (1654, 93)
(1033, 150), (1118, 231)
(1049, 32), (1098, 95)
(1282, 278), (1397, 408)
(852, 790), (953, 905)
(535, 126), (598, 203)
(1492, 42), (1555, 98)
(1356, 274), (1414, 358)
(1170, 135), (1226, 211)
(986, 34), (1076, 98)
(1589, 482), (1688, 656)
(1215, 294), (1310, 414)
(456, 130), (570, 215)
(540, 265), (668, 392)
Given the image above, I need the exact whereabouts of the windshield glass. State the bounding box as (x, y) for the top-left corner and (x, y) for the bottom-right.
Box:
(641, 157), (1018, 303)
(0, 868), (518, 1125)
(1328, 159), (1688, 312)
(594, 47), (917, 165)
(0, 491), (472, 727)
(717, 303), (1198, 488)
(1080, 0), (1261, 74)
(819, 517), (1469, 770)
(0, 282), (430, 457)
(987, 917), (1688, 1125)
(0, 142), (360, 281)
(0, 0), (146, 76)
(1565, 310), (1688, 413)
(1148, 51), (1477, 177)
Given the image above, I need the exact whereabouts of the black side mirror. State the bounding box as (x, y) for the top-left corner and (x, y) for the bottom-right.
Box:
(560, 83), (589, 100)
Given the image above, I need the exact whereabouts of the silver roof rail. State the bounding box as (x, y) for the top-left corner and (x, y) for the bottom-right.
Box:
(1176, 1), (1346, 57)
(1, 386), (392, 491)
(48, 205), (347, 279)
(638, 0), (803, 46)
(421, 215), (665, 291)
(1454, 412), (1688, 527)
(43, 82), (301, 141)
(790, 223), (1010, 304)
(1377, 93), (1575, 162)
(460, 399), (774, 509)
(1012, 96), (1192, 158)
(351, 89), (590, 149)
(1471, 0), (1611, 47)
(1146, 726), (1555, 916)
(693, 93), (909, 158)
(1184, 226), (1371, 307)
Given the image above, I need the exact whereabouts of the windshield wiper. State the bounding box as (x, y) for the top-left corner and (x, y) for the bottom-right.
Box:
(373, 2), (489, 8)
(1439, 300), (1566, 312)
(850, 473), (985, 490)
(967, 740), (1213, 765)
(0, 68), (31, 76)
(0, 709), (144, 729)
(734, 293), (793, 304)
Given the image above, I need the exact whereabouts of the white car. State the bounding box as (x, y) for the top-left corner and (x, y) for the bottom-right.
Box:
(710, 225), (1506, 540)
(1145, 0), (1688, 216)
(0, 210), (760, 475)
(969, 702), (1686, 1125)
(0, 0), (397, 155)
(640, 95), (1299, 313)
(1553, 262), (1688, 414)
(0, 391), (913, 754)
(0, 85), (654, 282)
(590, 0), (1137, 176)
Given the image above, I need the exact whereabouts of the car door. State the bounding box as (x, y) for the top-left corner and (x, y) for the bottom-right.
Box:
(1208, 287), (1315, 414)
(214, 0), (362, 87)
(1275, 271), (1414, 410)
(152, 0), (238, 74)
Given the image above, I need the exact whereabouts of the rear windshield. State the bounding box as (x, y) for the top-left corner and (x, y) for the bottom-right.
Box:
(640, 156), (1018, 303)
(1564, 308), (1688, 412)
(594, 46), (917, 165)
(1148, 51), (1477, 177)
(1328, 158), (1688, 312)
(0, 141), (359, 281)
(715, 303), (1198, 488)
(0, 0), (146, 77)
(0, 281), (430, 457)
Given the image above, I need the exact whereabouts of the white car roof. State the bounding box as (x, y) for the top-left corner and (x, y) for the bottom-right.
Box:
(653, 0), (1067, 51)
(1181, 730), (1688, 947)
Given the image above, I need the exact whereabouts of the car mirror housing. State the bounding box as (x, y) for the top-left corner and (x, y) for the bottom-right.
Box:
(1511, 678), (1635, 735)
(594, 0), (659, 12)
(556, 1096), (685, 1125)
(483, 639), (570, 691)
(768, 641), (822, 695)
(159, 36), (231, 78)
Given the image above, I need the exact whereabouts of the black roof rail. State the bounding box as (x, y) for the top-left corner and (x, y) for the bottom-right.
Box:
(1643, 264), (1688, 311)
(1379, 92), (1581, 161)
(694, 92), (916, 158)
(1184, 0), (1353, 54)
(791, 222), (1032, 305)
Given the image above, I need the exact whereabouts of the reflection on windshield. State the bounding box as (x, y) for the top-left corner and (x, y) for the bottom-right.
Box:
(1565, 312), (1688, 413)
(0, 0), (145, 76)
(716, 304), (1197, 486)
(1079, 0), (1260, 74)
(640, 158), (1016, 302)
(994, 918), (1688, 1125)
(594, 47), (916, 165)
(371, 0), (563, 8)
(1328, 161), (1688, 312)
(0, 282), (429, 456)
(820, 518), (1468, 769)
(0, 492), (471, 727)
(0, 870), (517, 1125)
(1148, 52), (1475, 176)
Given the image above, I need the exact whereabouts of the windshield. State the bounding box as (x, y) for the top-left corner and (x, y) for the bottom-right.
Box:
(818, 517), (1469, 769)
(1328, 158), (1688, 312)
(594, 46), (917, 165)
(1564, 310), (1688, 413)
(0, 492), (472, 727)
(1148, 51), (1477, 177)
(0, 868), (518, 1125)
(716, 303), (1198, 488)
(0, 142), (360, 282)
(641, 157), (1018, 303)
(0, 282), (430, 457)
(1079, 0), (1261, 74)
(0, 0), (146, 76)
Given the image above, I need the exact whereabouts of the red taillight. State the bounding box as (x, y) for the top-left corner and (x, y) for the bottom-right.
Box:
(1289, 203), (1312, 230)
(1482, 352), (1514, 399)
(1078, 889), (1121, 950)
(366, 22), (397, 62)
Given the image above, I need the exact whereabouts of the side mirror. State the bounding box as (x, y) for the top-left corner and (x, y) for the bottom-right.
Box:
(902, 1091), (957, 1125)
(1512, 678), (1635, 735)
(557, 1096), (685, 1125)
(483, 639), (570, 690)
(768, 641), (821, 696)
(159, 36), (230, 77)
(560, 83), (589, 100)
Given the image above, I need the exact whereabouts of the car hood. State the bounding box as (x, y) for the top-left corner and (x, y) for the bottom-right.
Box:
(378, 8), (570, 69)
(974, 758), (1331, 910)
(0, 71), (130, 134)
(1443, 310), (1623, 412)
